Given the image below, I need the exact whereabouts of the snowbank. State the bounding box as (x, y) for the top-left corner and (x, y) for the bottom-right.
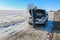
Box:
(0, 15), (28, 27)
(0, 21), (30, 40)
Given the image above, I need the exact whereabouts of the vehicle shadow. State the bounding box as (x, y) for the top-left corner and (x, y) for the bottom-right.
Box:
(34, 24), (46, 31)
(54, 21), (60, 33)
(34, 21), (60, 33)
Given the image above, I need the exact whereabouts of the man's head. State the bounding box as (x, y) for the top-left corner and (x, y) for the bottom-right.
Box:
(34, 6), (37, 10)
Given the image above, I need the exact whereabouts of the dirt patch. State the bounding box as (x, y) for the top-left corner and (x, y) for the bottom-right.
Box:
(52, 12), (60, 40)
(17, 27), (46, 40)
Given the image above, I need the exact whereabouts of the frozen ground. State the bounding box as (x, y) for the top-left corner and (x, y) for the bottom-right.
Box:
(0, 10), (60, 40)
(0, 10), (30, 31)
(52, 12), (60, 40)
(0, 10), (48, 40)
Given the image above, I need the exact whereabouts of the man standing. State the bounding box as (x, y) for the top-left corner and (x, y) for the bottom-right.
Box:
(29, 6), (37, 16)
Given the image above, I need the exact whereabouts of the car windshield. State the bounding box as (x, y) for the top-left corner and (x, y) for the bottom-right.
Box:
(36, 9), (45, 14)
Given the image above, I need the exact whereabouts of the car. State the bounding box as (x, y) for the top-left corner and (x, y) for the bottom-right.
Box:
(28, 9), (48, 25)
